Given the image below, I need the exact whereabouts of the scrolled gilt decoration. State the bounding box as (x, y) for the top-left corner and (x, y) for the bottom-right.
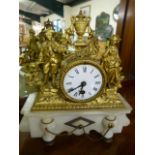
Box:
(19, 11), (125, 111)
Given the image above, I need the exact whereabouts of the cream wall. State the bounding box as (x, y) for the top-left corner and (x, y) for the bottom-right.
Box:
(64, 5), (72, 28)
(70, 0), (120, 33)
(40, 14), (63, 25)
(40, 0), (120, 33)
(40, 6), (71, 29)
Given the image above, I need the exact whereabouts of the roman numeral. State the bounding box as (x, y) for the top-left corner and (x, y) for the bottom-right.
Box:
(94, 74), (99, 79)
(75, 69), (79, 74)
(88, 92), (92, 95)
(93, 87), (98, 91)
(83, 66), (87, 72)
(68, 75), (74, 78)
(66, 82), (72, 85)
(95, 81), (101, 85)
(74, 92), (78, 96)
(90, 69), (94, 74)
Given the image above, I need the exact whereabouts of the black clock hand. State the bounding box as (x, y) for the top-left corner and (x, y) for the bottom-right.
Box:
(81, 81), (86, 87)
(79, 89), (85, 95)
(68, 81), (86, 93)
(68, 85), (81, 93)
(79, 82), (86, 95)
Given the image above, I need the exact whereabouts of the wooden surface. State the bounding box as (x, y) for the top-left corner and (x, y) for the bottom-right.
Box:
(19, 80), (135, 155)
(117, 0), (135, 79)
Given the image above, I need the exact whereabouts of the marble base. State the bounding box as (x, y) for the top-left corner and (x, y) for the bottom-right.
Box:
(20, 93), (132, 142)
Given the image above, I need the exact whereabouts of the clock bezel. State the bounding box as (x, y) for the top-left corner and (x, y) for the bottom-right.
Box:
(60, 59), (107, 103)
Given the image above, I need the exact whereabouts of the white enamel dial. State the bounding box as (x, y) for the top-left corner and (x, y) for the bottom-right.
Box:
(63, 64), (104, 102)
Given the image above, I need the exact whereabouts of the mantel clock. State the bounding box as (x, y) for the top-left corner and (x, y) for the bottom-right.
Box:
(19, 11), (132, 143)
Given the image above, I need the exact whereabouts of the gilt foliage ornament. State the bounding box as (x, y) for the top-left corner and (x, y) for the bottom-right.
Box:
(20, 11), (125, 111)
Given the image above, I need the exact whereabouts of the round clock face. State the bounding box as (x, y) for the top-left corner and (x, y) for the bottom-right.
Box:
(61, 62), (105, 102)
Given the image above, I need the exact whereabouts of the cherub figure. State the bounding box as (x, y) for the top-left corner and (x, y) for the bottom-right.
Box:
(19, 29), (39, 65)
(27, 29), (39, 61)
(24, 62), (42, 88)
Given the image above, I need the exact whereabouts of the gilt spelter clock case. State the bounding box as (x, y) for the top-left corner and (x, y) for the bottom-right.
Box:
(19, 11), (132, 143)
(60, 59), (106, 102)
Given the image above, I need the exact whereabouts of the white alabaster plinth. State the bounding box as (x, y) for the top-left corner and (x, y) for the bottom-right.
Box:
(20, 93), (132, 142)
